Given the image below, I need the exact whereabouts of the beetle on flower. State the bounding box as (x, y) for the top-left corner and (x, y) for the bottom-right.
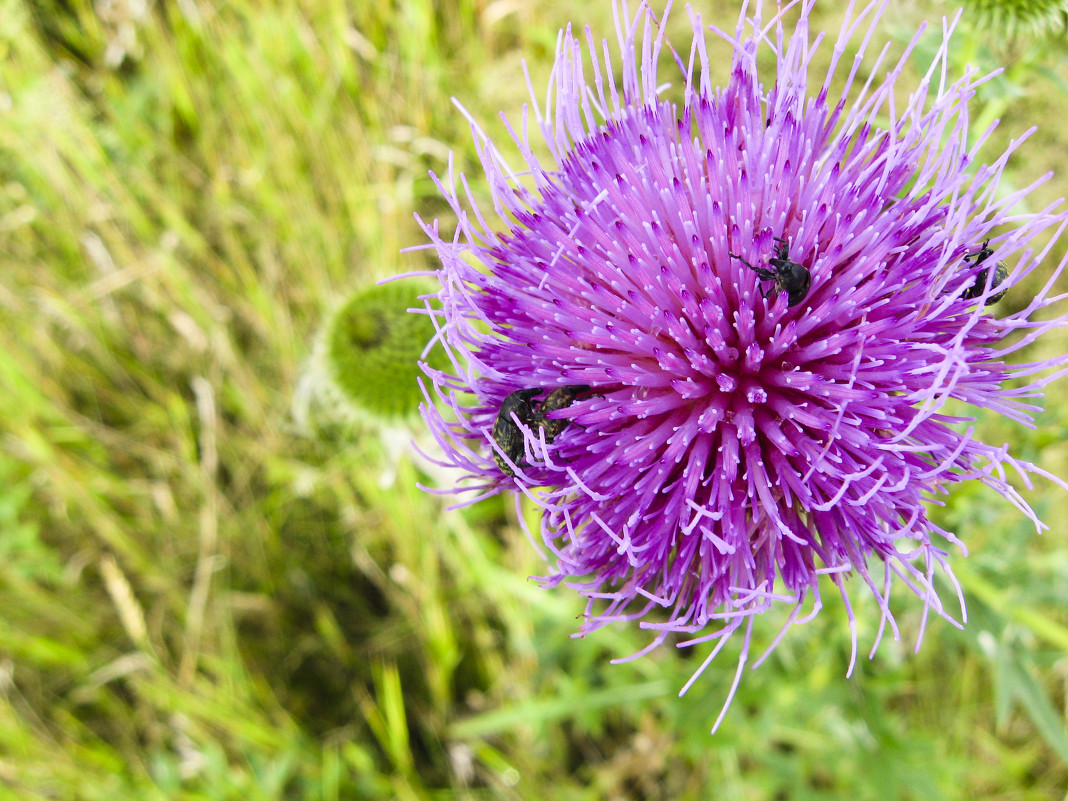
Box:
(413, 0), (1068, 731)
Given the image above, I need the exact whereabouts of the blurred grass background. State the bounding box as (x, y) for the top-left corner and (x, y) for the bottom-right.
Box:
(1, 0), (1068, 798)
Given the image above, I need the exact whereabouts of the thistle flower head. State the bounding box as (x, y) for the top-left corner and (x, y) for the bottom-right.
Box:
(415, 0), (1068, 729)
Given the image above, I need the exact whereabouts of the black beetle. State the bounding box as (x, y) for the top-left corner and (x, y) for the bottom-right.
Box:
(492, 385), (591, 477)
(534, 385), (591, 441)
(730, 236), (811, 307)
(960, 240), (1009, 305)
(492, 388), (541, 476)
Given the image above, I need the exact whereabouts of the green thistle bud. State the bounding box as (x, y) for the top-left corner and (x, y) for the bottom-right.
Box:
(320, 280), (444, 422)
(959, 0), (1068, 35)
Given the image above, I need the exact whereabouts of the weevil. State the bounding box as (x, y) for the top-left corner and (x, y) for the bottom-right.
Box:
(730, 237), (811, 307)
(492, 385), (592, 476)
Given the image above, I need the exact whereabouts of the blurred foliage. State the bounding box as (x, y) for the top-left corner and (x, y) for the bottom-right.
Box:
(0, 0), (1066, 799)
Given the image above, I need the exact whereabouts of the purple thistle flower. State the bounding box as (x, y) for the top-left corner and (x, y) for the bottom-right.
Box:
(413, 0), (1068, 730)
